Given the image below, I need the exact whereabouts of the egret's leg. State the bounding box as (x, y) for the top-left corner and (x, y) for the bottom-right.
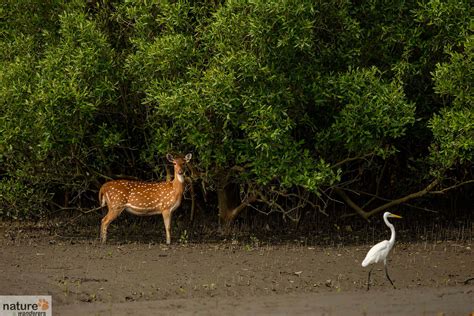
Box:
(384, 263), (396, 289)
(367, 266), (374, 291)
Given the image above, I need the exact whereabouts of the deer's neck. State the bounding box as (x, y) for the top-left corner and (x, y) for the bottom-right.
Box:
(176, 173), (185, 184)
(172, 173), (185, 193)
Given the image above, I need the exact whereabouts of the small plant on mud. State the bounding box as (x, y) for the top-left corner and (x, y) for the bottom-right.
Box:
(244, 235), (260, 251)
(179, 230), (189, 244)
(83, 293), (97, 303)
(58, 278), (70, 297)
(250, 235), (260, 248)
(202, 283), (217, 291)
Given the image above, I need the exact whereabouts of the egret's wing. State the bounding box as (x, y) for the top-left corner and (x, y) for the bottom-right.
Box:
(361, 240), (390, 267)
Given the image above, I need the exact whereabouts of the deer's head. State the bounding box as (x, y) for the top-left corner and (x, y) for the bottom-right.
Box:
(166, 153), (192, 182)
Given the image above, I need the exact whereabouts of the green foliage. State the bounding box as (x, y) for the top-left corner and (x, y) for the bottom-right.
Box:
(0, 0), (64, 61)
(0, 176), (54, 218)
(126, 34), (196, 90)
(1, 5), (117, 215)
(133, 0), (358, 191)
(318, 67), (415, 156)
(432, 34), (473, 108)
(0, 0), (472, 219)
(31, 11), (116, 155)
(429, 108), (474, 173)
(429, 34), (473, 175)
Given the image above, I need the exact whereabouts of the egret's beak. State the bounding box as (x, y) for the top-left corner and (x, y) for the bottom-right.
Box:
(390, 214), (402, 219)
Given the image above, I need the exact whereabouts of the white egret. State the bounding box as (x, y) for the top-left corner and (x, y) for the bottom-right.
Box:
(362, 211), (402, 290)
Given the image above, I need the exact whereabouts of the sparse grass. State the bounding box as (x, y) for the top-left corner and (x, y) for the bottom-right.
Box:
(0, 208), (471, 246)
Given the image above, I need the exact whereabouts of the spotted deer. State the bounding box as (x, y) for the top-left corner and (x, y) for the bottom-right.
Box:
(99, 153), (192, 244)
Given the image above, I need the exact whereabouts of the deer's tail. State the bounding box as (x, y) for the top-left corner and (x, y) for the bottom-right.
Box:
(99, 185), (107, 207)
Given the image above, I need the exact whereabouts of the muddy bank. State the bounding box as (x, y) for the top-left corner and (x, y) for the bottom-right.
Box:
(55, 286), (474, 316)
(0, 225), (472, 315)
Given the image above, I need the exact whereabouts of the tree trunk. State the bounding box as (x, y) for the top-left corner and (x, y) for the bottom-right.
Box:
(217, 182), (241, 225)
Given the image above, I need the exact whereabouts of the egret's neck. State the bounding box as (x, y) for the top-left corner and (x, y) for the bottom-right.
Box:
(384, 215), (396, 245)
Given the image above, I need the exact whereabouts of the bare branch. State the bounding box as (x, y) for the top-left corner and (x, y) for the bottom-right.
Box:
(362, 160), (387, 209)
(50, 201), (103, 214)
(233, 195), (258, 217)
(366, 179), (439, 217)
(331, 153), (374, 169)
(429, 179), (474, 194)
(269, 188), (328, 216)
(334, 188), (370, 221)
(335, 179), (440, 220)
(256, 190), (303, 222)
(351, 190), (437, 214)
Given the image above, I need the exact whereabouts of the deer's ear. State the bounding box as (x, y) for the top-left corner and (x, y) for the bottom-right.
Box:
(166, 154), (174, 162)
(184, 153), (192, 162)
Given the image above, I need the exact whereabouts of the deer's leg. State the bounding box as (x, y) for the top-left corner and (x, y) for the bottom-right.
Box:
(162, 210), (172, 245)
(101, 207), (122, 244)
